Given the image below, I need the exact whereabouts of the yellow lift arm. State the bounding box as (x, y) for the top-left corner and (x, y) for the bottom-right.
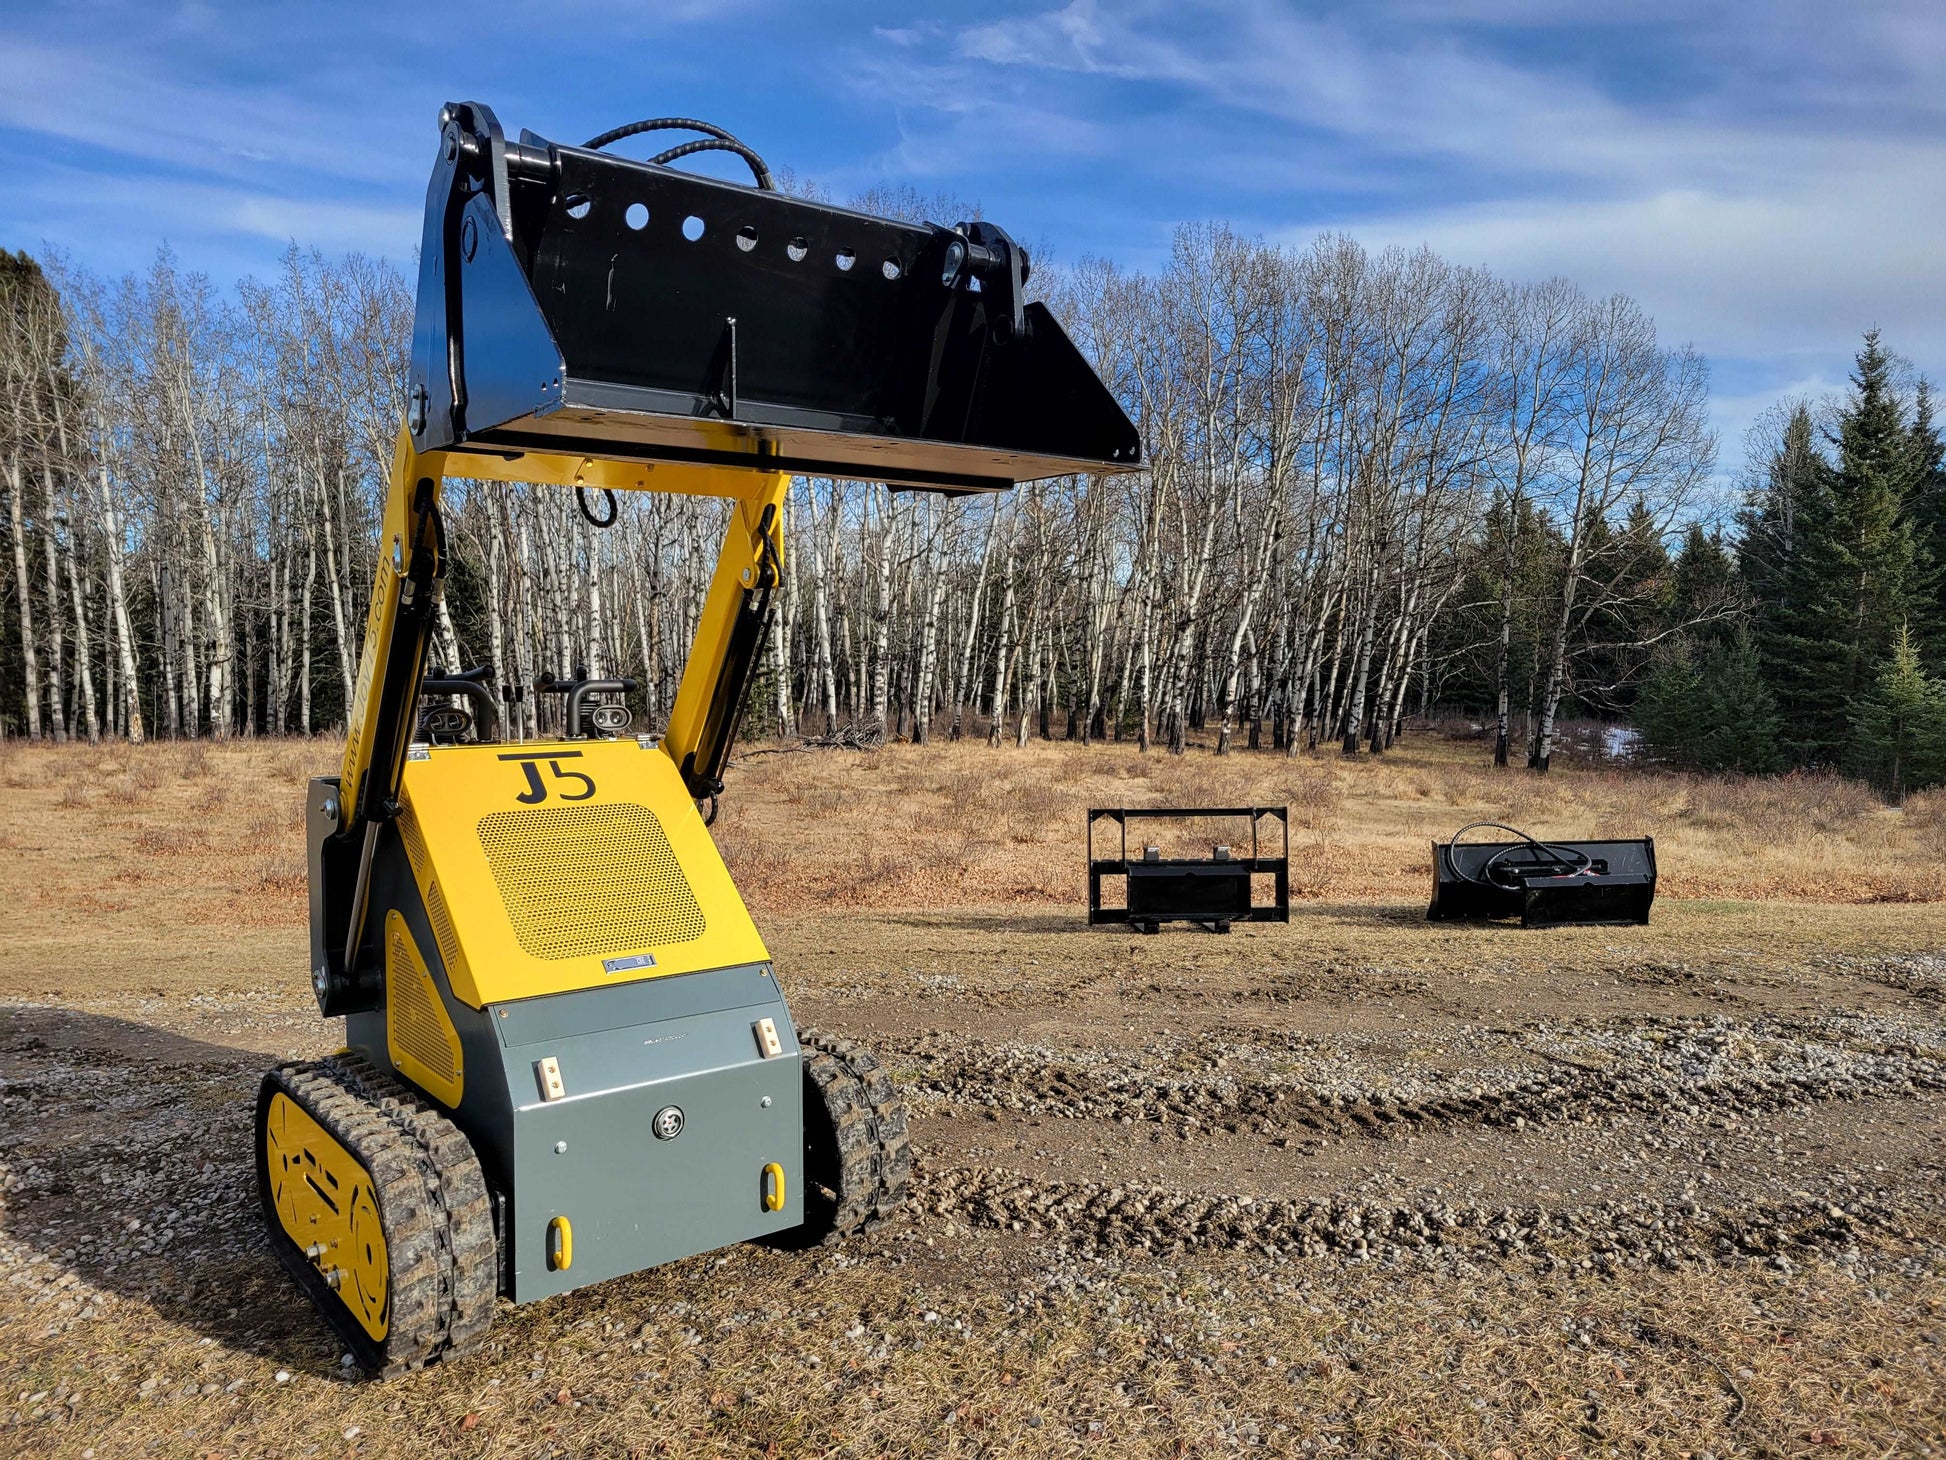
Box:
(334, 435), (786, 970)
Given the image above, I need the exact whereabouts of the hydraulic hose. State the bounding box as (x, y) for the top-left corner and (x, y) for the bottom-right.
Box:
(1447, 821), (1594, 889)
(583, 117), (774, 191)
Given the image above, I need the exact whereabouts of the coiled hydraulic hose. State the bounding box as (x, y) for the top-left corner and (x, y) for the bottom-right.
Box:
(1447, 822), (1594, 889)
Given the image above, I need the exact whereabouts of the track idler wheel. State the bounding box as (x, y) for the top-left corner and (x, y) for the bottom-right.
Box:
(256, 1052), (496, 1376)
(795, 1029), (911, 1244)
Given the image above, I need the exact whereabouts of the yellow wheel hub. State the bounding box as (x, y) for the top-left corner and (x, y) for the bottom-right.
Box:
(262, 1091), (390, 1340)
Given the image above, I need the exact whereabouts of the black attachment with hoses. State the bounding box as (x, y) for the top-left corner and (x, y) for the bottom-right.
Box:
(405, 101), (1140, 490)
(1428, 822), (1655, 928)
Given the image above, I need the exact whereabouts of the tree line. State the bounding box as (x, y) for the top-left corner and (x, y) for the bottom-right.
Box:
(6, 223), (1931, 792)
(1635, 332), (1946, 798)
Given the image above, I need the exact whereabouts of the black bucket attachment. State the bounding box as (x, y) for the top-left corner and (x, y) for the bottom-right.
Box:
(1428, 824), (1655, 928)
(409, 103), (1141, 492)
(1088, 808), (1290, 934)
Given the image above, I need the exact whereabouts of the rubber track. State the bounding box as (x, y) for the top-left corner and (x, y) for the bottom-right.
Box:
(799, 1029), (912, 1242)
(324, 1052), (497, 1357)
(259, 1057), (495, 1375)
(259, 1062), (447, 1376)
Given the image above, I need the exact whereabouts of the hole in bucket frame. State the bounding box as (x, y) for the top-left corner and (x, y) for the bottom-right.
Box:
(565, 195), (592, 220)
(682, 215), (706, 242)
(624, 202), (649, 231)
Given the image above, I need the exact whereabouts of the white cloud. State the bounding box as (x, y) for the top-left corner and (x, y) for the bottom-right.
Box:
(3, 164), (419, 277)
(224, 194), (422, 254)
(851, 0), (1946, 479)
(950, 2), (1685, 187)
(0, 35), (422, 187)
(6, 0), (1937, 488)
(1709, 369), (1844, 470)
(1332, 170), (1946, 365)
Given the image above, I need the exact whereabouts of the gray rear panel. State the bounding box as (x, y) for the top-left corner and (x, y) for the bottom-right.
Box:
(492, 964), (802, 1303)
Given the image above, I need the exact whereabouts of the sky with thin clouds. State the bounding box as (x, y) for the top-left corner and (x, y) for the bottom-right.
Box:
(3, 0), (1940, 487)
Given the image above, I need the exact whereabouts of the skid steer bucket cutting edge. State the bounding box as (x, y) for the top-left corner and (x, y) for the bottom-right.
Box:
(410, 103), (1141, 492)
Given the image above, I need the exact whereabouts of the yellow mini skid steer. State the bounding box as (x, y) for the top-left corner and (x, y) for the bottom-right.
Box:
(256, 102), (1138, 1373)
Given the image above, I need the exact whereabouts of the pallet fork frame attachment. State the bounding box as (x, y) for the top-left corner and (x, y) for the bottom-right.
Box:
(1087, 806), (1291, 934)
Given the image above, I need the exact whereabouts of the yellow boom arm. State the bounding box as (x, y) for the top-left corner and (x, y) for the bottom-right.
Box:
(339, 440), (787, 850)
(340, 429), (447, 829)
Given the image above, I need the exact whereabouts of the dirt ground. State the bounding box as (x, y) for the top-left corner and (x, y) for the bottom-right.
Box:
(1, 734), (1943, 1458)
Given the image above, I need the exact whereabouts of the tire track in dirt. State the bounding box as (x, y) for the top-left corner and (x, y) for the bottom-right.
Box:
(885, 1014), (1946, 1142)
(1826, 952), (1946, 1003)
(918, 1160), (1933, 1273)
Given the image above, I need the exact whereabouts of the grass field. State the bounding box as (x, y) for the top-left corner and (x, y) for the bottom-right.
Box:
(2, 731), (1943, 1457)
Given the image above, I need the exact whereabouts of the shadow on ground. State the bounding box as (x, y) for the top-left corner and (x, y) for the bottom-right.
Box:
(0, 1004), (349, 1376)
(876, 909), (1088, 934)
(873, 903), (1467, 934)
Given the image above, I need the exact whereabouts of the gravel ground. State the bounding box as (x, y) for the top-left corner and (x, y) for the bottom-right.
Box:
(2, 930), (1944, 1456)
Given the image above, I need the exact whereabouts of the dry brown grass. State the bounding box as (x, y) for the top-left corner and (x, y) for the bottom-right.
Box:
(719, 733), (1946, 913)
(0, 738), (339, 991)
(1, 734), (1939, 950)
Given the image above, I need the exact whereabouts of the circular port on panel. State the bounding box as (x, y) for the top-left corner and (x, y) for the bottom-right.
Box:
(565, 194), (592, 220)
(786, 237), (809, 262)
(624, 202), (649, 231)
(736, 224), (758, 252)
(835, 248), (856, 272)
(682, 214), (706, 241)
(881, 257), (902, 280)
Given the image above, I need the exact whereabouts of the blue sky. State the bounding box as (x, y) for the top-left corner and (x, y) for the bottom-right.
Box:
(4, 0), (1943, 488)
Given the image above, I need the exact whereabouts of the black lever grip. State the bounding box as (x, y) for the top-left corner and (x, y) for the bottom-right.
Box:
(420, 676), (499, 740)
(568, 677), (639, 738)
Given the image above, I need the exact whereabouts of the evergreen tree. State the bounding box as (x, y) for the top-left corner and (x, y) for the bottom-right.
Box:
(1425, 492), (1561, 739)
(1764, 332), (1924, 765)
(1740, 403), (1820, 619)
(1635, 647), (1701, 763)
(1577, 500), (1672, 717)
(1848, 624), (1946, 800)
(1907, 378), (1945, 633)
(1668, 524), (1741, 651)
(1636, 633), (1782, 774)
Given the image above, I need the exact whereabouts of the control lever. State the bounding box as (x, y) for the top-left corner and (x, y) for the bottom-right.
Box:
(420, 664), (499, 741)
(535, 669), (640, 739)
